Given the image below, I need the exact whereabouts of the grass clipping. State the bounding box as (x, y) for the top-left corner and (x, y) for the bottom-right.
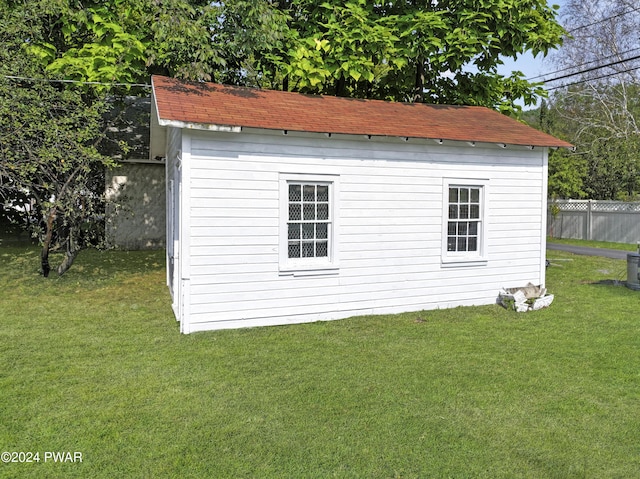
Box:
(499, 283), (554, 312)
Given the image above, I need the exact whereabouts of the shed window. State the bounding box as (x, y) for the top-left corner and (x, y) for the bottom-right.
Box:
(442, 179), (487, 265)
(287, 183), (330, 259)
(447, 186), (481, 253)
(280, 173), (339, 275)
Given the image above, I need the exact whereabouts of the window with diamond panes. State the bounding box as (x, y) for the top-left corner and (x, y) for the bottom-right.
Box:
(447, 186), (481, 252)
(287, 183), (330, 259)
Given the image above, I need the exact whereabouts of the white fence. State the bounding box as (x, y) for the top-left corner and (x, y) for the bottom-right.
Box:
(548, 199), (640, 243)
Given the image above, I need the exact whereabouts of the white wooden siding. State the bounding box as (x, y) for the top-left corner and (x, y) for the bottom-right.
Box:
(165, 127), (182, 320)
(171, 128), (547, 332)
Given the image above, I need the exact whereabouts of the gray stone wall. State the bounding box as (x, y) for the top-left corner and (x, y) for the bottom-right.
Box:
(106, 162), (166, 250)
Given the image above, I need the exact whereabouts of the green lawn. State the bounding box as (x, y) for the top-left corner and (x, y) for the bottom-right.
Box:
(1, 240), (639, 478)
(548, 237), (639, 252)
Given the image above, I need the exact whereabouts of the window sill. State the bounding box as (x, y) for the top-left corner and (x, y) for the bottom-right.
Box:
(279, 264), (340, 277)
(441, 258), (488, 268)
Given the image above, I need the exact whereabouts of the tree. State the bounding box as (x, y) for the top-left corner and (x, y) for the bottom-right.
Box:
(548, 85), (640, 199)
(546, 0), (640, 199)
(0, 0), (226, 276)
(522, 101), (587, 199)
(0, 0), (229, 276)
(252, 0), (566, 114)
(0, 1), (115, 276)
(28, 0), (226, 85)
(29, 0), (565, 113)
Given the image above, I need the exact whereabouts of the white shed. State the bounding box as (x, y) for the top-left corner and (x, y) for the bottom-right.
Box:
(150, 75), (572, 333)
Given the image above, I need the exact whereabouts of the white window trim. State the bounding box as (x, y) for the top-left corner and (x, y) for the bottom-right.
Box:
(441, 178), (489, 267)
(279, 173), (340, 276)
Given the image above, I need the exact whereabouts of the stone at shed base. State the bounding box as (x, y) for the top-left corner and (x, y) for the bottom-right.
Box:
(531, 294), (554, 311)
(499, 283), (554, 312)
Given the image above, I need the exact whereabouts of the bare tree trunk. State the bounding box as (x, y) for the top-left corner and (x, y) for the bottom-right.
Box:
(57, 227), (80, 276)
(57, 250), (79, 276)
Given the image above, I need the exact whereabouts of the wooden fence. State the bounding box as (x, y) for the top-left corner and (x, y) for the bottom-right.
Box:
(547, 199), (640, 243)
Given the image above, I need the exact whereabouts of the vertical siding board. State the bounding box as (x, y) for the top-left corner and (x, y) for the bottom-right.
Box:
(177, 129), (545, 330)
(166, 127), (182, 321)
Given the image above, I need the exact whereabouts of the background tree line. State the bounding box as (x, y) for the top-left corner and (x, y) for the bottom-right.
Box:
(525, 0), (640, 201)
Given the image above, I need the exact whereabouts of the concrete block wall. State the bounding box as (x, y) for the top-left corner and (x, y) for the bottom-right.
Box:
(106, 162), (166, 250)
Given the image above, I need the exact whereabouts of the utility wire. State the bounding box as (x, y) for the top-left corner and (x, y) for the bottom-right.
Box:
(526, 6), (640, 82)
(527, 47), (640, 81)
(540, 53), (640, 84)
(3, 75), (151, 88)
(547, 64), (640, 91)
(564, 5), (640, 34)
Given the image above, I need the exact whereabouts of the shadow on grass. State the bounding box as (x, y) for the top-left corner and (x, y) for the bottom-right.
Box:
(0, 238), (165, 289)
(66, 249), (165, 285)
(591, 279), (626, 287)
(583, 278), (640, 303)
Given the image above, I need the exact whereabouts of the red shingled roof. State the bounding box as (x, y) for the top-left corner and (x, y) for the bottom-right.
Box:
(152, 75), (572, 148)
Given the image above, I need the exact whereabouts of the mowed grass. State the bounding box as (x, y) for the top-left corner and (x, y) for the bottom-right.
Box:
(1, 240), (640, 478)
(548, 237), (639, 252)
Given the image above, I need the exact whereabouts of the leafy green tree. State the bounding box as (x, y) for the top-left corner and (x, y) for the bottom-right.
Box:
(0, 1), (115, 276)
(258, 0), (565, 114)
(29, 0), (564, 112)
(0, 0), (227, 275)
(29, 6), (146, 86)
(524, 100), (587, 199)
(21, 0), (220, 87)
(548, 149), (588, 199)
(0, 0), (226, 276)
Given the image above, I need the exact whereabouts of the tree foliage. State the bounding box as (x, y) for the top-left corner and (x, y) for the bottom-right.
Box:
(21, 0), (565, 112)
(545, 0), (640, 199)
(230, 0), (566, 114)
(0, 1), (115, 276)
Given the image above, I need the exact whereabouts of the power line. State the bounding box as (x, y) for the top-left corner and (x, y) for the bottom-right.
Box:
(547, 64), (640, 91)
(527, 7), (640, 83)
(527, 47), (640, 81)
(540, 53), (640, 84)
(564, 5), (640, 34)
(2, 75), (151, 88)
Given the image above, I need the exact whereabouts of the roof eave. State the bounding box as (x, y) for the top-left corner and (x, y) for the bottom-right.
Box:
(157, 118), (242, 133)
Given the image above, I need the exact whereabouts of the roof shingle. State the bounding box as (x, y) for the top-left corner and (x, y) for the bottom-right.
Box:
(152, 75), (572, 148)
